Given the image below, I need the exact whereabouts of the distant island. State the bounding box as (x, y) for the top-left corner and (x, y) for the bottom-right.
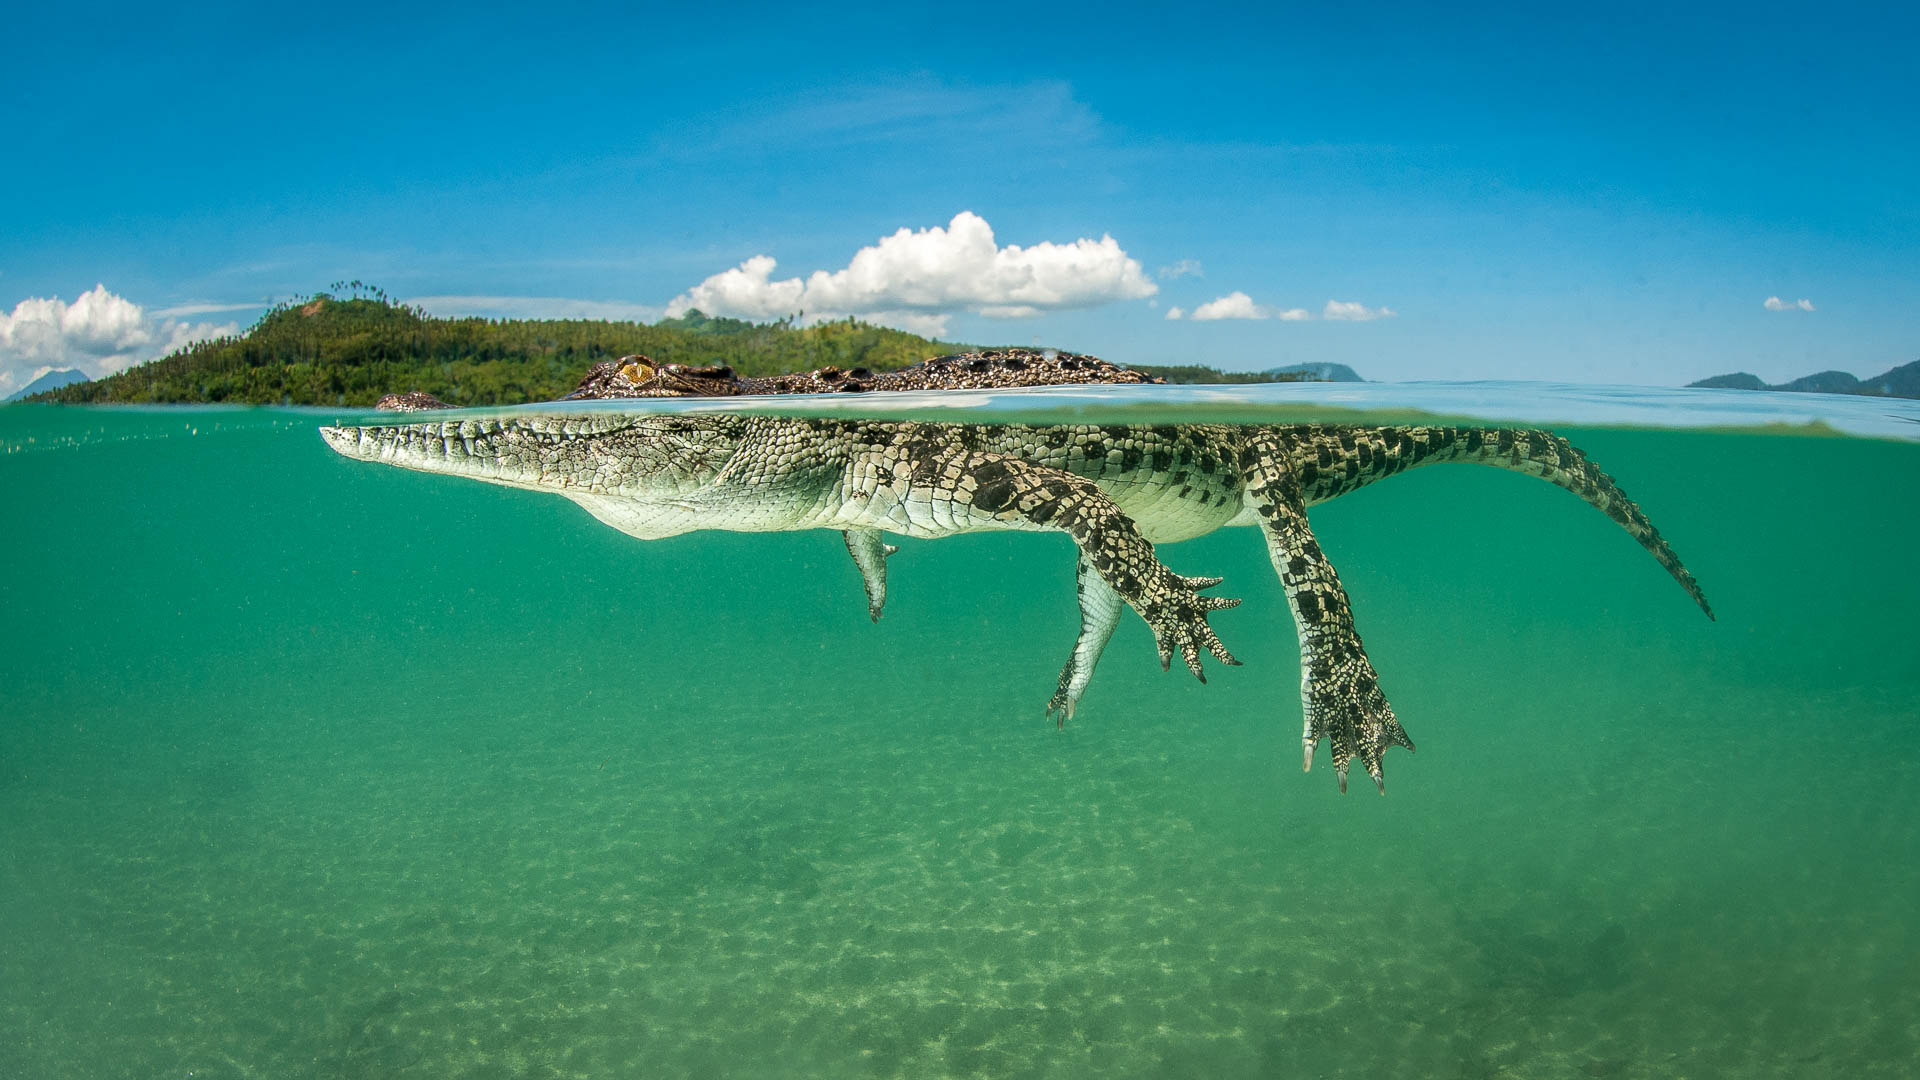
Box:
(3, 367), (88, 402)
(1688, 359), (1920, 400)
(21, 285), (1323, 407)
(1267, 362), (1363, 382)
(1124, 361), (1361, 385)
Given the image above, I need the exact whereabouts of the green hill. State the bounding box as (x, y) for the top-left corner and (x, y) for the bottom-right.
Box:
(28, 286), (1315, 406)
(33, 289), (978, 407)
(1686, 359), (1920, 400)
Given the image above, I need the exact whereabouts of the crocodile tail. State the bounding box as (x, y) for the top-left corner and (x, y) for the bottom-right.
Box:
(1294, 426), (1713, 620)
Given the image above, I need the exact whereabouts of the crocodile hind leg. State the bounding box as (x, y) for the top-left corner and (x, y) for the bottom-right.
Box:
(1245, 440), (1412, 793)
(1047, 552), (1122, 726)
(844, 448), (1242, 684)
(1046, 552), (1233, 727)
(841, 529), (898, 621)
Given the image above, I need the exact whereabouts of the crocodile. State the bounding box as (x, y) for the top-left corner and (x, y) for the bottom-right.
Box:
(319, 411), (1710, 793)
(373, 348), (1160, 411)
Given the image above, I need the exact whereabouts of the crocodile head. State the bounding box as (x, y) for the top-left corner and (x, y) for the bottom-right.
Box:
(566, 356), (746, 398)
(318, 413), (746, 538)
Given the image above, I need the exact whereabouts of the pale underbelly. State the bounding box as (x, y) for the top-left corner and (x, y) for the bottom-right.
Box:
(1104, 483), (1255, 543)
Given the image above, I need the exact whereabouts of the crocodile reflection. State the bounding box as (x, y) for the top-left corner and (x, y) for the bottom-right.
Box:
(319, 413), (1710, 793)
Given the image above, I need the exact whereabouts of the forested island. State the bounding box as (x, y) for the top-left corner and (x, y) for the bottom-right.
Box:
(27, 286), (1311, 407)
(1687, 360), (1920, 400)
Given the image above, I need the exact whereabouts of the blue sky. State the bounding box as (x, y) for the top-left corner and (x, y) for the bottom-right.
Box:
(3, 0), (1915, 393)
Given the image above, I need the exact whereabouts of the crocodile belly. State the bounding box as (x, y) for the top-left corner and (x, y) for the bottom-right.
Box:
(1104, 480), (1250, 543)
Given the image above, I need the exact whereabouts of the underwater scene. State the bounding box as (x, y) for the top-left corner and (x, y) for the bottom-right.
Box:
(3, 383), (1918, 1079)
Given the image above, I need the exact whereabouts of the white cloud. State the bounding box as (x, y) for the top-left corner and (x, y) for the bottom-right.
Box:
(665, 211), (1157, 337)
(408, 295), (664, 321)
(0, 284), (237, 397)
(152, 301), (268, 318)
(849, 310), (953, 337)
(1173, 292), (1393, 325)
(1322, 299), (1395, 321)
(1158, 258), (1203, 280)
(1188, 292), (1311, 321)
(1165, 306), (1186, 320)
(154, 318), (236, 355)
(1763, 296), (1815, 312)
(1190, 291), (1265, 320)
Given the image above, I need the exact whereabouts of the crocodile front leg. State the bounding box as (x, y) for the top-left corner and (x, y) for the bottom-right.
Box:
(1245, 440), (1412, 793)
(841, 529), (898, 621)
(844, 449), (1242, 686)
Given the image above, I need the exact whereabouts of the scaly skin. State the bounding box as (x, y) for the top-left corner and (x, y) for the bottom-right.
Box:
(375, 348), (1169, 634)
(319, 413), (1710, 795)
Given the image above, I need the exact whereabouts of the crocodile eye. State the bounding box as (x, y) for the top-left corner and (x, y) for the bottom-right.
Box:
(619, 360), (656, 382)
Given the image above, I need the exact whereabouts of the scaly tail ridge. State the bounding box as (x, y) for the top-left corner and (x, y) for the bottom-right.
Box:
(1289, 426), (1713, 619)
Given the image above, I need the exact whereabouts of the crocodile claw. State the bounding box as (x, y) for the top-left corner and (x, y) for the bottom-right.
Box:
(1145, 572), (1241, 683)
(1046, 693), (1076, 729)
(1301, 654), (1413, 794)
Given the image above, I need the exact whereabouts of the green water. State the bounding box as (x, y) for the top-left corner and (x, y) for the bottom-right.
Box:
(2, 402), (1917, 1079)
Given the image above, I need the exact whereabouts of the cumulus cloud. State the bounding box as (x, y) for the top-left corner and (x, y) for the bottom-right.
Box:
(1322, 300), (1395, 321)
(1158, 258), (1203, 280)
(151, 301), (268, 318)
(1763, 296), (1815, 312)
(1170, 292), (1395, 325)
(1190, 291), (1265, 320)
(1187, 292), (1311, 321)
(409, 295), (663, 321)
(0, 285), (238, 397)
(665, 211), (1157, 337)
